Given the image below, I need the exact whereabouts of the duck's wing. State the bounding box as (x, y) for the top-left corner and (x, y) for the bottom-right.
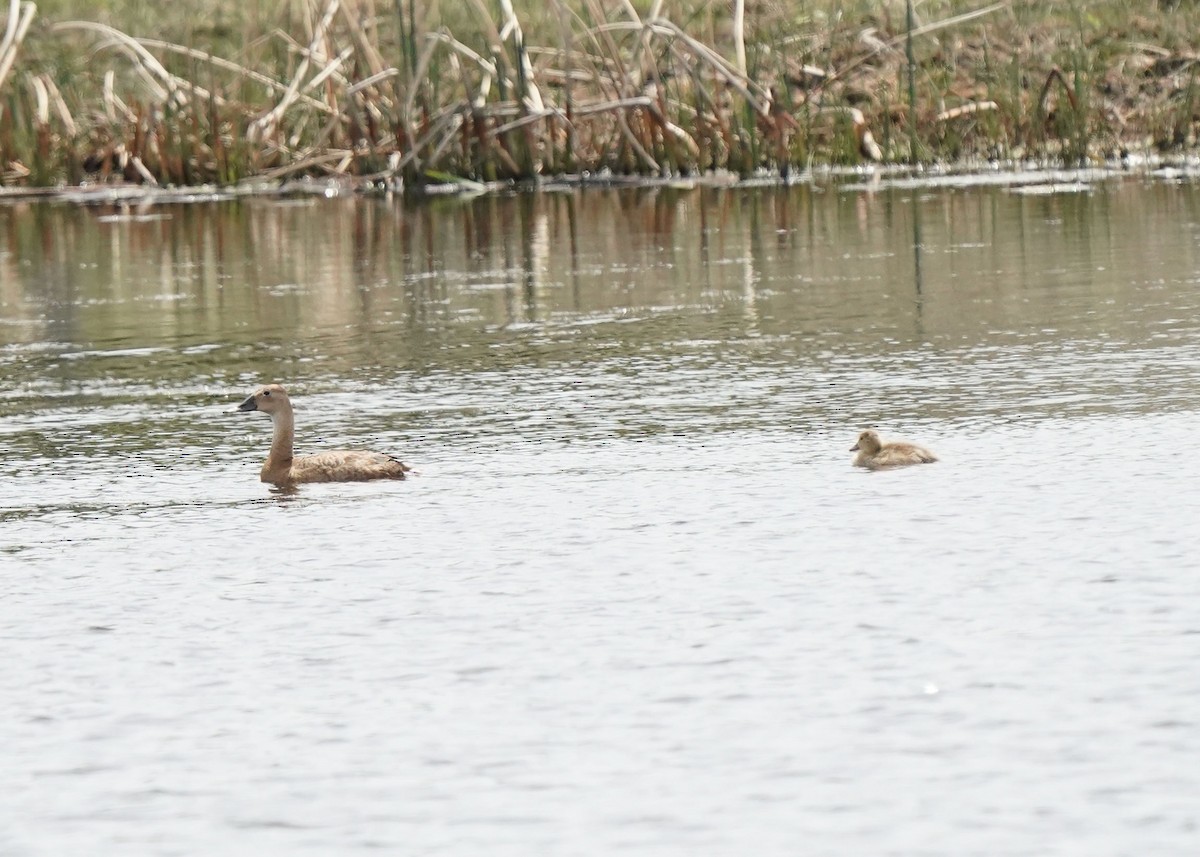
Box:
(876, 442), (938, 466)
(292, 450), (411, 483)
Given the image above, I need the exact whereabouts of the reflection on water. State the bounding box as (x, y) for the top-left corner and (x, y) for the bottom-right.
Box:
(4, 182), (1200, 430)
(3, 177), (1200, 856)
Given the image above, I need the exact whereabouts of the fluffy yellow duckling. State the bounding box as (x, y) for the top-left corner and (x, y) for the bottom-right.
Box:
(850, 429), (938, 470)
(238, 384), (411, 487)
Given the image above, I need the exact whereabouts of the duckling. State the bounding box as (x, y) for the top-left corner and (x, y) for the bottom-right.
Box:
(850, 429), (937, 470)
(238, 384), (411, 487)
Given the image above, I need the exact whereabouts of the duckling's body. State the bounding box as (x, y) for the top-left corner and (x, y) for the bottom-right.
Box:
(238, 384), (410, 487)
(850, 429), (937, 470)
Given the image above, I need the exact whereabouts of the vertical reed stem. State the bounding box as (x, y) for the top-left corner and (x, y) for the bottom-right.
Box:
(905, 0), (917, 165)
(733, 0), (746, 80)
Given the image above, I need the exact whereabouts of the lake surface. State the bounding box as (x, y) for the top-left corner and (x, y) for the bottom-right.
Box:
(2, 172), (1199, 855)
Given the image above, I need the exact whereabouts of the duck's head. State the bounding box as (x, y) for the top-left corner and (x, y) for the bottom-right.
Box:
(238, 383), (290, 416)
(850, 429), (882, 454)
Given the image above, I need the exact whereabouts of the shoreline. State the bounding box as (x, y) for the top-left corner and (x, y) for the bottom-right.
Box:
(4, 156), (1200, 206)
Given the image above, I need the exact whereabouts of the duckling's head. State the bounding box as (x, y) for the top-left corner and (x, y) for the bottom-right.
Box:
(850, 429), (882, 454)
(238, 383), (291, 416)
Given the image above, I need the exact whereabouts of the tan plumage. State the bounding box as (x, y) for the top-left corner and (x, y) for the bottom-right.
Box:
(850, 429), (937, 470)
(237, 384), (410, 487)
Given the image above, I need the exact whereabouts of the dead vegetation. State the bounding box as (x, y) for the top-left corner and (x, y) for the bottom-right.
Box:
(3, 0), (1200, 190)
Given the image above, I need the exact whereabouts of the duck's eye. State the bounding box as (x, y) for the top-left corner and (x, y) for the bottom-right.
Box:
(263, 391), (271, 397)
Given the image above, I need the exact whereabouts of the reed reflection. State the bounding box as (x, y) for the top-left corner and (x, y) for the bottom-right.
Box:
(2, 179), (1200, 382)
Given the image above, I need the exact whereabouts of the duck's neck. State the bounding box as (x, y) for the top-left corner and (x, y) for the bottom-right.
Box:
(267, 407), (296, 467)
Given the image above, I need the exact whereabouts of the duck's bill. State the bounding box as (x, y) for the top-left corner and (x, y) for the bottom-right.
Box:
(849, 443), (860, 451)
(238, 395), (258, 412)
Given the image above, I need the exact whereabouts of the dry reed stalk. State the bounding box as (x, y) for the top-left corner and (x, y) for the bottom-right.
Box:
(54, 21), (234, 134)
(621, 19), (768, 113)
(388, 108), (461, 174)
(252, 150), (349, 180)
(32, 72), (76, 136)
(574, 0), (630, 98)
(52, 21), (178, 105)
(0, 0), (36, 94)
(2, 160), (31, 180)
(566, 90), (699, 164)
(479, 0), (547, 174)
(492, 108), (565, 136)
(338, 0), (390, 83)
(134, 37), (332, 113)
(29, 72), (47, 124)
(347, 68), (400, 95)
(398, 25), (443, 165)
(937, 101), (999, 122)
(128, 153), (158, 184)
(617, 0), (664, 81)
(732, 0), (747, 80)
(612, 106), (661, 171)
(431, 44), (484, 176)
(547, 0), (625, 172)
(423, 31), (497, 108)
(303, 44), (353, 96)
(394, 0), (438, 163)
(564, 7), (770, 169)
(1038, 66), (1078, 114)
(300, 100), (354, 156)
(829, 0), (1010, 89)
(338, 8), (399, 144)
(495, 0), (545, 112)
(551, 0), (577, 171)
(249, 0), (341, 142)
(422, 112), (470, 167)
(525, 46), (609, 83)
(903, 2), (1010, 41)
(645, 104), (700, 158)
(464, 1), (513, 82)
(570, 95), (652, 117)
(102, 69), (135, 123)
(269, 27), (339, 81)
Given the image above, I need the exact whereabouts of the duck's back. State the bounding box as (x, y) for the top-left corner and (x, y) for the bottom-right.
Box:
(865, 441), (938, 469)
(291, 450), (411, 483)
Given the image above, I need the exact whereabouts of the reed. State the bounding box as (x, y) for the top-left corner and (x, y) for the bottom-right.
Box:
(4, 0), (1200, 190)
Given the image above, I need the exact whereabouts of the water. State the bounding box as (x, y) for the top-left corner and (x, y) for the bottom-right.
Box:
(2, 176), (1200, 855)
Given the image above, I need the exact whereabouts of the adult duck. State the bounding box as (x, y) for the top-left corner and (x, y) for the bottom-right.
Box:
(238, 384), (411, 487)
